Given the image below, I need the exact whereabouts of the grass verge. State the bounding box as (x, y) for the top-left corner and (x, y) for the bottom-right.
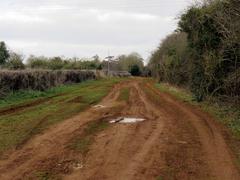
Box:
(154, 82), (240, 166)
(0, 78), (122, 156)
(155, 82), (240, 137)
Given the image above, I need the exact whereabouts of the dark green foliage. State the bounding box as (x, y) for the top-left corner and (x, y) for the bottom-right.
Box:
(130, 64), (141, 76)
(149, 0), (240, 102)
(0, 41), (9, 65)
(5, 52), (25, 70)
(178, 0), (240, 100)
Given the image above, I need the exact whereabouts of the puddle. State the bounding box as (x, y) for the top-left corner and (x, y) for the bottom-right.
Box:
(73, 162), (83, 170)
(93, 104), (106, 108)
(110, 117), (145, 124)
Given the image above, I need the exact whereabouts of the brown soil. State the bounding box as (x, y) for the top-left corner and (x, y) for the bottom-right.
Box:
(0, 79), (239, 180)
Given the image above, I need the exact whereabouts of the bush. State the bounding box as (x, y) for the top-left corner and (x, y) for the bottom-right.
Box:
(130, 64), (141, 76)
(148, 32), (190, 86)
(178, 0), (240, 100)
(0, 70), (96, 95)
(48, 57), (64, 70)
(26, 56), (103, 70)
(5, 52), (25, 70)
(27, 55), (49, 69)
(149, 0), (240, 102)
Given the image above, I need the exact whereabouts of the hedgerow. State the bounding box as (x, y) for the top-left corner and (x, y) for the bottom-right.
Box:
(0, 70), (96, 97)
(149, 0), (240, 102)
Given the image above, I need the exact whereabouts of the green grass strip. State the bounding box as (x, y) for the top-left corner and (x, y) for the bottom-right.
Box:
(0, 78), (123, 155)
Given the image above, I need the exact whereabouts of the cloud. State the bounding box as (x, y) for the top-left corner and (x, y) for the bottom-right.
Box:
(96, 11), (158, 22)
(0, 0), (189, 60)
(0, 11), (48, 23)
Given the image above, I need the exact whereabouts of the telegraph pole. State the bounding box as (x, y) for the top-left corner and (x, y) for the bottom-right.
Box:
(105, 50), (114, 76)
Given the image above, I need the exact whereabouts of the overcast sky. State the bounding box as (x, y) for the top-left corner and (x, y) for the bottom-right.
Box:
(0, 0), (191, 62)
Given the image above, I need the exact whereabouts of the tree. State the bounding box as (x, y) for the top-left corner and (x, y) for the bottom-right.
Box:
(117, 52), (144, 75)
(148, 32), (190, 85)
(148, 0), (239, 101)
(27, 55), (48, 69)
(0, 41), (9, 65)
(49, 57), (64, 70)
(5, 52), (25, 70)
(130, 64), (141, 76)
(178, 0), (240, 100)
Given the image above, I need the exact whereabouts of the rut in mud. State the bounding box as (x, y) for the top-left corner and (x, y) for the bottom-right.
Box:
(0, 79), (239, 180)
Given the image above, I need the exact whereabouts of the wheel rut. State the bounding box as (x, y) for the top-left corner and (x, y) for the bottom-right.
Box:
(0, 79), (239, 180)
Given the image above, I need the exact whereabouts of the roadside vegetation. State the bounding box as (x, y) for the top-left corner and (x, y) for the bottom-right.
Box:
(148, 0), (240, 141)
(0, 70), (95, 97)
(116, 53), (145, 76)
(148, 0), (239, 103)
(0, 78), (121, 156)
(0, 41), (144, 99)
(155, 82), (240, 137)
(0, 41), (145, 76)
(153, 81), (240, 166)
(118, 87), (130, 102)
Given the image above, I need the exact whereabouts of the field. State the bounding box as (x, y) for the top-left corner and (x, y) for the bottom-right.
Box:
(0, 78), (239, 180)
(0, 78), (121, 155)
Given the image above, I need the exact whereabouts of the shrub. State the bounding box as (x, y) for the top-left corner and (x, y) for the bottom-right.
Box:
(5, 52), (25, 70)
(149, 0), (240, 102)
(130, 64), (141, 76)
(48, 57), (64, 70)
(148, 32), (190, 86)
(27, 55), (49, 69)
(0, 70), (96, 96)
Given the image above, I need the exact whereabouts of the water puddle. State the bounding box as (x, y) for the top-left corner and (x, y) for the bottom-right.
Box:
(73, 162), (83, 170)
(110, 117), (145, 124)
(93, 104), (106, 108)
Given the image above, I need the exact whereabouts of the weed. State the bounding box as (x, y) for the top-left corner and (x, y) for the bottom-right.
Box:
(156, 176), (164, 180)
(155, 83), (193, 103)
(35, 171), (60, 180)
(118, 87), (130, 101)
(71, 137), (93, 154)
(70, 120), (109, 154)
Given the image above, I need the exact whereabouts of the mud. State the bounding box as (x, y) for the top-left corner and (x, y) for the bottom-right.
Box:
(0, 79), (239, 180)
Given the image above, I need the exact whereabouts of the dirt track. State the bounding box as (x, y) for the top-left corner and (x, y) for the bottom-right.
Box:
(0, 79), (239, 180)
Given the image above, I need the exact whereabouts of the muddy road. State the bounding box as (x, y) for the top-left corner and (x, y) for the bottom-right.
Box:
(0, 79), (239, 180)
